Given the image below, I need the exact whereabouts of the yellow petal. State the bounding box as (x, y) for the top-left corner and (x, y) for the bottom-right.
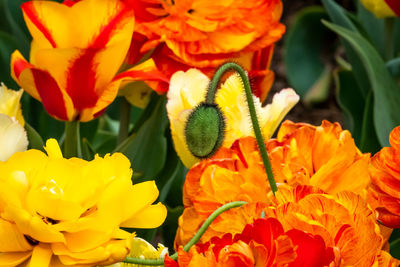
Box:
(121, 202), (167, 228)
(260, 88), (300, 139)
(28, 244), (52, 267)
(122, 181), (161, 221)
(0, 251), (31, 267)
(0, 219), (32, 252)
(0, 114), (28, 161)
(0, 84), (24, 126)
(44, 139), (63, 158)
(166, 69), (209, 168)
(5, 205), (65, 243)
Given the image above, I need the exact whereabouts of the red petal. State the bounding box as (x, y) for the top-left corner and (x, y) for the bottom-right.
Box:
(65, 49), (98, 111)
(31, 69), (69, 120)
(287, 229), (335, 267)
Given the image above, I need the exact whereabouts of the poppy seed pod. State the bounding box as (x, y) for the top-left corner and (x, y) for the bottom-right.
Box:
(185, 103), (225, 158)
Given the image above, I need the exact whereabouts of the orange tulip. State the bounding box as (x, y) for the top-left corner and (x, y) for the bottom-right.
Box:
(368, 126), (400, 228)
(268, 120), (371, 195)
(11, 0), (168, 122)
(175, 120), (371, 246)
(172, 186), (398, 266)
(270, 186), (398, 266)
(166, 217), (334, 267)
(125, 0), (285, 100)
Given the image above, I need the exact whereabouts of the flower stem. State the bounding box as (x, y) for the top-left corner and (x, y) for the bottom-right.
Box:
(64, 120), (82, 158)
(385, 17), (395, 61)
(123, 201), (247, 265)
(206, 62), (277, 194)
(118, 97), (132, 145)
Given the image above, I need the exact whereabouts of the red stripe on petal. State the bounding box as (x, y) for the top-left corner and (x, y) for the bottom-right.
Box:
(65, 49), (98, 111)
(385, 0), (400, 16)
(21, 2), (57, 48)
(63, 0), (80, 7)
(12, 59), (34, 79)
(114, 70), (169, 83)
(31, 69), (69, 120)
(91, 4), (133, 48)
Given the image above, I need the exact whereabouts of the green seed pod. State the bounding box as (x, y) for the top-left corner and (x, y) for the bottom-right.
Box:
(185, 103), (225, 158)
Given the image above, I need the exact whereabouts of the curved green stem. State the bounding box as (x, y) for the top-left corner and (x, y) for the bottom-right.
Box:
(123, 201), (247, 265)
(64, 120), (82, 158)
(206, 62), (277, 194)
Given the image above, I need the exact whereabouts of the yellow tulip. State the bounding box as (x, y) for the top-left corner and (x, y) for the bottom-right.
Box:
(0, 139), (167, 266)
(166, 68), (299, 168)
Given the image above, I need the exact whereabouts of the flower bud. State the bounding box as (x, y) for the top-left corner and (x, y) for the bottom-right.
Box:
(185, 103), (225, 158)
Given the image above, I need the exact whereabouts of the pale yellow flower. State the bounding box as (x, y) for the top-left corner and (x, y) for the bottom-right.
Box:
(166, 68), (299, 168)
(109, 237), (167, 267)
(0, 114), (28, 161)
(0, 83), (24, 126)
(0, 139), (167, 266)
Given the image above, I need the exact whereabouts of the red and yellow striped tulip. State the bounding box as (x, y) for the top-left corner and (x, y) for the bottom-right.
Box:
(11, 0), (168, 122)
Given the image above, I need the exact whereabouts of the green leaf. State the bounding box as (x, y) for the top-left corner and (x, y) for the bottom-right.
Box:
(390, 229), (400, 259)
(323, 20), (400, 147)
(38, 110), (65, 141)
(356, 0), (385, 58)
(284, 6), (331, 98)
(24, 123), (44, 151)
(162, 205), (184, 251)
(303, 66), (332, 106)
(81, 138), (95, 161)
(334, 69), (364, 145)
(4, 0), (30, 57)
(322, 0), (370, 98)
(80, 119), (99, 143)
(359, 92), (381, 153)
(0, 31), (19, 87)
(387, 58), (400, 83)
(116, 95), (168, 180)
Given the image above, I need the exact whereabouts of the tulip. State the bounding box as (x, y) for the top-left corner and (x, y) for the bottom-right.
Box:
(11, 0), (167, 122)
(0, 139), (167, 266)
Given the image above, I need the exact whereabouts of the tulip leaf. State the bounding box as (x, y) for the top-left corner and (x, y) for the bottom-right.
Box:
(80, 119), (99, 143)
(334, 69), (364, 145)
(303, 66), (332, 106)
(390, 229), (400, 259)
(323, 20), (400, 147)
(4, 0), (30, 57)
(0, 31), (19, 87)
(356, 0), (385, 57)
(387, 58), (400, 84)
(25, 123), (44, 151)
(322, 0), (370, 98)
(284, 6), (331, 98)
(323, 21), (400, 146)
(157, 137), (187, 203)
(117, 95), (168, 180)
(162, 205), (184, 251)
(81, 138), (95, 161)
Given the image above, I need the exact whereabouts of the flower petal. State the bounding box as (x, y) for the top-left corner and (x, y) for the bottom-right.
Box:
(28, 244), (52, 267)
(121, 202), (167, 228)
